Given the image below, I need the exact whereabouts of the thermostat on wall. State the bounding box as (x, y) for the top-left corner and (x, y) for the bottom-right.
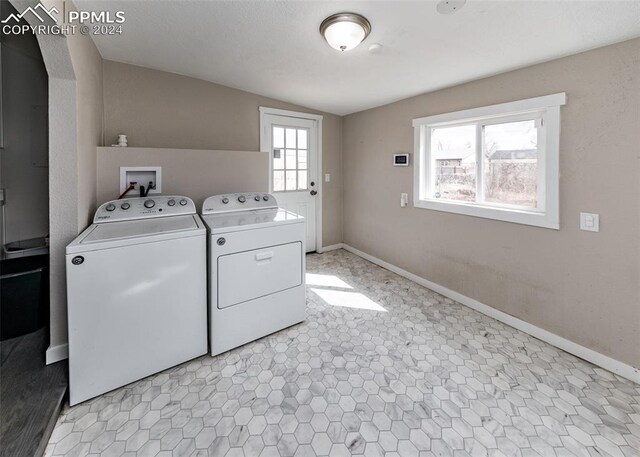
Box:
(393, 154), (410, 166)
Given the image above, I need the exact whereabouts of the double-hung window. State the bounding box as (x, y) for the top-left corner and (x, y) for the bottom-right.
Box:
(413, 93), (565, 229)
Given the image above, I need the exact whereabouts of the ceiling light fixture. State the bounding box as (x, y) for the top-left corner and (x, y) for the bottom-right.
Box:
(320, 12), (371, 52)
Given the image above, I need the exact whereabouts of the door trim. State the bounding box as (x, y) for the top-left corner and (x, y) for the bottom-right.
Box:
(259, 107), (323, 253)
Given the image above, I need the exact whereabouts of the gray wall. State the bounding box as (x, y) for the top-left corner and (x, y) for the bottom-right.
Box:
(343, 38), (640, 369)
(102, 60), (343, 247)
(71, 31), (104, 231)
(44, 7), (103, 354)
(97, 147), (269, 208)
(0, 28), (48, 246)
(48, 16), (103, 353)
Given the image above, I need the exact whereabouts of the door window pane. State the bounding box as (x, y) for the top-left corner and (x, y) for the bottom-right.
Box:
(483, 120), (538, 208)
(286, 150), (297, 170)
(286, 128), (297, 148)
(298, 149), (307, 170)
(273, 149), (284, 170)
(431, 124), (476, 202)
(297, 129), (308, 149)
(285, 171), (297, 190)
(273, 170), (285, 192)
(298, 171), (308, 190)
(273, 127), (285, 148)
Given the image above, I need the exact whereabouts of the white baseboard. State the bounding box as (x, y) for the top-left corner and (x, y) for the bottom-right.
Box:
(46, 343), (68, 364)
(318, 243), (344, 253)
(338, 244), (640, 385)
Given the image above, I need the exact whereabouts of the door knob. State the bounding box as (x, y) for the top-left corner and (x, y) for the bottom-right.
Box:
(310, 190), (318, 196)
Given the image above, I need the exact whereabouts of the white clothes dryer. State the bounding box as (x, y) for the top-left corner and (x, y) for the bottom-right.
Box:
(201, 192), (306, 356)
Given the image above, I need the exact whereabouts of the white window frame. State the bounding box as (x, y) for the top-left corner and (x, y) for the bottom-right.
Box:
(413, 93), (566, 229)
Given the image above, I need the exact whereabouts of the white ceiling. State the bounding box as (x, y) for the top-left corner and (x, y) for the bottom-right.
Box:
(78, 0), (640, 115)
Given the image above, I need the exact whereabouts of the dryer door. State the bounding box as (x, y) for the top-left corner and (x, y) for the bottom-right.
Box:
(217, 241), (303, 309)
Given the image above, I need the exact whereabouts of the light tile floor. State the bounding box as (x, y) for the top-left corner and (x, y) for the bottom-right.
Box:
(46, 249), (640, 457)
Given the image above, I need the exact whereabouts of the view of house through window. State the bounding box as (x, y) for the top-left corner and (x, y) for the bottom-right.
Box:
(272, 126), (309, 192)
(430, 117), (540, 209)
(483, 120), (538, 208)
(432, 124), (477, 202)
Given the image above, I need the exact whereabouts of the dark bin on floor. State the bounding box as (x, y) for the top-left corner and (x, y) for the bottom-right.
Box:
(1, 255), (48, 340)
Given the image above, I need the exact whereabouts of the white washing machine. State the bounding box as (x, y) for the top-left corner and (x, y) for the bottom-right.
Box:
(66, 196), (207, 405)
(201, 192), (306, 356)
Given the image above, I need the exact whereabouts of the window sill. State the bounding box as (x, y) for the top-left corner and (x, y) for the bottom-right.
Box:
(413, 198), (559, 229)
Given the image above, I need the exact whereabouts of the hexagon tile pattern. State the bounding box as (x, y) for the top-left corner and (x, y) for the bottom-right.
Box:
(46, 249), (640, 457)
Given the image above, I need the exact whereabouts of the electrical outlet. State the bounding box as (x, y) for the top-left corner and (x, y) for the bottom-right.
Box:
(325, 173), (331, 182)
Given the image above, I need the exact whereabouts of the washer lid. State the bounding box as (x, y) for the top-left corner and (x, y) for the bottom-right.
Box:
(67, 215), (205, 254)
(83, 215), (200, 243)
(202, 208), (303, 233)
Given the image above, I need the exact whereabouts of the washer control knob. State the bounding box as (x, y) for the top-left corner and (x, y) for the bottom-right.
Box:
(263, 195), (269, 201)
(222, 197), (229, 204)
(179, 199), (188, 206)
(120, 202), (130, 210)
(238, 195), (246, 203)
(144, 199), (155, 209)
(254, 195), (261, 201)
(106, 203), (116, 212)
(167, 199), (176, 206)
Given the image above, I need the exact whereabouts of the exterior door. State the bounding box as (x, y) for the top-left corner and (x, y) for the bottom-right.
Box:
(262, 113), (319, 252)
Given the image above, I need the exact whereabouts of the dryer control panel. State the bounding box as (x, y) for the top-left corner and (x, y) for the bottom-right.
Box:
(202, 193), (278, 215)
(94, 196), (196, 223)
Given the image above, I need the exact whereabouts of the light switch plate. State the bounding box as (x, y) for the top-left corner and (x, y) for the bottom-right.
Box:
(325, 173), (331, 182)
(400, 193), (408, 207)
(580, 212), (599, 232)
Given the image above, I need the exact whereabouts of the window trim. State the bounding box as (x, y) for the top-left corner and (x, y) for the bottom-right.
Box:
(413, 93), (565, 229)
